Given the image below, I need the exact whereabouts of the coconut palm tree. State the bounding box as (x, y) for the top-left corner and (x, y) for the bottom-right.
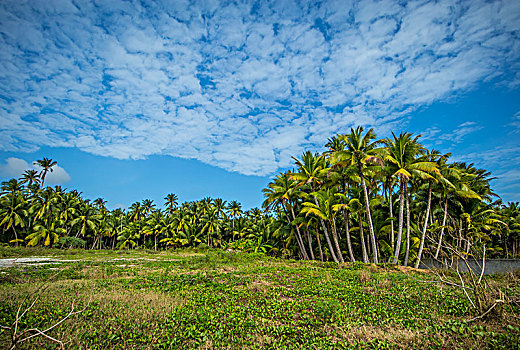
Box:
(34, 157), (57, 188)
(301, 188), (345, 262)
(383, 132), (439, 265)
(26, 220), (65, 247)
(164, 193), (179, 215)
(0, 192), (27, 245)
(263, 172), (310, 260)
(291, 152), (337, 262)
(335, 127), (382, 263)
(19, 170), (40, 188)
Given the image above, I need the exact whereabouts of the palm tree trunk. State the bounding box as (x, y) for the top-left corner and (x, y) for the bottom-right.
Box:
(359, 212), (369, 263)
(357, 163), (378, 263)
(393, 179), (405, 264)
(154, 234), (157, 251)
(13, 227), (19, 247)
(404, 185), (411, 267)
(305, 226), (315, 260)
(315, 226), (324, 262)
(284, 213), (307, 260)
(91, 236), (98, 250)
(415, 181), (432, 268)
(389, 185), (395, 251)
(331, 218), (344, 263)
(434, 196), (448, 260)
(342, 210), (355, 262)
(314, 198), (338, 262)
(290, 205), (309, 260)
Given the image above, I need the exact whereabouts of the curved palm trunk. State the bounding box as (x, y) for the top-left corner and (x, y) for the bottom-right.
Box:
(403, 185), (411, 267)
(393, 179), (405, 264)
(357, 163), (378, 263)
(331, 218), (344, 263)
(289, 205), (309, 260)
(342, 210), (355, 262)
(415, 181), (432, 268)
(359, 212), (369, 263)
(434, 196), (449, 260)
(313, 197), (338, 263)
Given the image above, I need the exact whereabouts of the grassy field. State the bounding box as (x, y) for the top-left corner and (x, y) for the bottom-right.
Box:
(0, 247), (519, 349)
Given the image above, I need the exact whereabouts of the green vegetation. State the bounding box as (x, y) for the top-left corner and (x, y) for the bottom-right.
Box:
(1, 248), (519, 349)
(1, 128), (519, 268)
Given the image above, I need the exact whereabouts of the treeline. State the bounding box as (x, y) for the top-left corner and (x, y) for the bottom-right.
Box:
(1, 127), (519, 266)
(264, 127), (520, 266)
(0, 159), (278, 252)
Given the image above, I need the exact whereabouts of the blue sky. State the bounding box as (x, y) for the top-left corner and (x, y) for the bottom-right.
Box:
(0, 0), (519, 209)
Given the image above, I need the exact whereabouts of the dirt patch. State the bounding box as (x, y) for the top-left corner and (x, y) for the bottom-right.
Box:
(397, 266), (431, 274)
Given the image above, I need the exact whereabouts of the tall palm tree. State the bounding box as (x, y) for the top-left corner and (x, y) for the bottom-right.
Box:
(164, 193), (179, 215)
(228, 201), (242, 231)
(263, 172), (309, 260)
(291, 152), (339, 262)
(383, 132), (438, 265)
(34, 157), (57, 188)
(335, 127), (382, 263)
(414, 149), (444, 268)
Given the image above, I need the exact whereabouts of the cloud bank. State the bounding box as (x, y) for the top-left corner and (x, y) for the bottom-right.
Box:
(0, 0), (519, 176)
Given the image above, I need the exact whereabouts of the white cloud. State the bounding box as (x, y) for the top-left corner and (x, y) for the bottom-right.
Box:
(0, 157), (29, 178)
(0, 157), (71, 184)
(0, 0), (519, 180)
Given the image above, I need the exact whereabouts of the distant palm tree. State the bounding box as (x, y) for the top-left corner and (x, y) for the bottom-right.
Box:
(19, 169), (40, 188)
(228, 201), (242, 231)
(35, 157), (57, 188)
(164, 193), (178, 215)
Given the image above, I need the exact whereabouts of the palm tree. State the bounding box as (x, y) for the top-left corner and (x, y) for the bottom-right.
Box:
(145, 210), (166, 251)
(34, 158), (57, 187)
(0, 192), (27, 245)
(335, 127), (382, 263)
(70, 204), (101, 244)
(228, 201), (242, 231)
(19, 170), (40, 188)
(301, 189), (345, 262)
(291, 152), (338, 262)
(164, 193), (179, 215)
(383, 132), (439, 265)
(26, 220), (65, 247)
(263, 172), (310, 260)
(414, 149), (443, 268)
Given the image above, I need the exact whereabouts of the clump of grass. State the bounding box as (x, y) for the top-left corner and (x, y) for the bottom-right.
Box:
(358, 269), (371, 284)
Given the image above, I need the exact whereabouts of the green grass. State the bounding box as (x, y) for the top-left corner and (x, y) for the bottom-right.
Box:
(1, 248), (519, 349)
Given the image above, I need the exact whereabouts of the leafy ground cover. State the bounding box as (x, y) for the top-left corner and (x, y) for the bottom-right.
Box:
(0, 247), (519, 349)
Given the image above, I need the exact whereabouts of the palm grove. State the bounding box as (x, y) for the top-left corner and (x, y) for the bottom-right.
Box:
(1, 128), (519, 267)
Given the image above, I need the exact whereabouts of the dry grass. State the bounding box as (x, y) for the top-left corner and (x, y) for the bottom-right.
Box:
(358, 270), (371, 284)
(332, 324), (422, 347)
